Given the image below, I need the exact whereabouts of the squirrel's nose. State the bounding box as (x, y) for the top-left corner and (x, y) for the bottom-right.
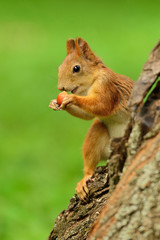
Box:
(58, 87), (65, 91)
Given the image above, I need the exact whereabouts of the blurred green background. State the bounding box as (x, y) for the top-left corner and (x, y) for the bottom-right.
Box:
(0, 0), (159, 239)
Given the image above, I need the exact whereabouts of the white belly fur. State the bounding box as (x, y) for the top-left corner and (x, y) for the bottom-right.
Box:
(99, 110), (130, 139)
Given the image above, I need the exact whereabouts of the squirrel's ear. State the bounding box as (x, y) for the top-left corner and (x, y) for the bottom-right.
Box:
(66, 39), (75, 55)
(75, 37), (97, 62)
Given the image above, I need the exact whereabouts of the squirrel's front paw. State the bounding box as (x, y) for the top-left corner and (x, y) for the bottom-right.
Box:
(49, 99), (60, 110)
(76, 175), (91, 201)
(60, 94), (75, 110)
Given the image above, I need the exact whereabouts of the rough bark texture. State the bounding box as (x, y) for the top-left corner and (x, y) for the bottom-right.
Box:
(48, 40), (160, 240)
(48, 166), (109, 240)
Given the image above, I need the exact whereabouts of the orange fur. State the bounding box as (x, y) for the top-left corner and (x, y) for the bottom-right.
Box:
(52, 37), (134, 200)
(83, 119), (109, 175)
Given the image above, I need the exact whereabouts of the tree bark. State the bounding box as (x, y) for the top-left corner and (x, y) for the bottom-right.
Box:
(48, 40), (160, 240)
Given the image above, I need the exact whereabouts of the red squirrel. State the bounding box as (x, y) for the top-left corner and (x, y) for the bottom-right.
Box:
(49, 37), (134, 200)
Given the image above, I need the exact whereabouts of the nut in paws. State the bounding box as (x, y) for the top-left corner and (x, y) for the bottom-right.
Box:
(60, 94), (75, 109)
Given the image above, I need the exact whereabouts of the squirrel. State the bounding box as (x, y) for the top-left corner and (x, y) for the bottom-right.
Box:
(49, 37), (134, 200)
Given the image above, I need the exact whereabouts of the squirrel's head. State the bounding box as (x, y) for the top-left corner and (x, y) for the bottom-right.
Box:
(58, 38), (104, 96)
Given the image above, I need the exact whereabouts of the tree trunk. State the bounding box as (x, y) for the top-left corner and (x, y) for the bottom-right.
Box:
(48, 40), (160, 240)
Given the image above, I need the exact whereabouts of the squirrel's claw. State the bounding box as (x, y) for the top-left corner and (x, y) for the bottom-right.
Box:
(60, 94), (75, 110)
(76, 175), (91, 201)
(49, 99), (60, 110)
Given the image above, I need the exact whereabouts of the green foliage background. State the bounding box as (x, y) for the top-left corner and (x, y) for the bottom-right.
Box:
(0, 0), (159, 239)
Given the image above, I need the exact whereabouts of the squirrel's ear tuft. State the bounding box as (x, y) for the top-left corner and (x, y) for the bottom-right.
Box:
(75, 37), (99, 63)
(75, 37), (90, 57)
(66, 39), (75, 55)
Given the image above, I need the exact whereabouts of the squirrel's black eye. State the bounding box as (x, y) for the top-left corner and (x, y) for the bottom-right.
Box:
(73, 65), (80, 73)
